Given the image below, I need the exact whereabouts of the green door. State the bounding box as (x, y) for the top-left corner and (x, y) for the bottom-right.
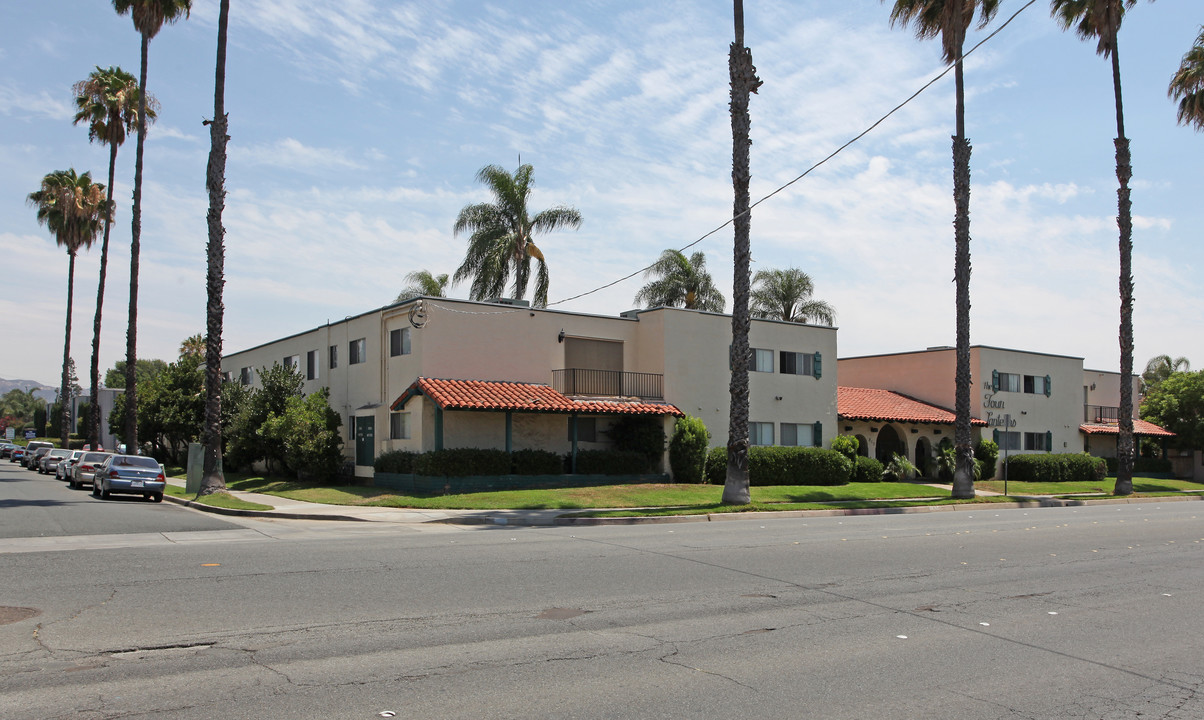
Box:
(355, 416), (375, 467)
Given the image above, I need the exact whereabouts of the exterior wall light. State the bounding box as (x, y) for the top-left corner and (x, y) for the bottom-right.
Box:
(558, 330), (565, 343)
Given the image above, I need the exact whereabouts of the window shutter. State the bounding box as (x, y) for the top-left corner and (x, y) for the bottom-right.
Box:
(992, 369), (1000, 392)
(1045, 430), (1052, 451)
(1044, 375), (1052, 397)
(813, 352), (822, 379)
(813, 421), (822, 447)
(993, 429), (999, 444)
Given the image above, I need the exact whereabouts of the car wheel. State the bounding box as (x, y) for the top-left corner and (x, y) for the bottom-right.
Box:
(91, 482), (100, 497)
(68, 477), (76, 489)
(99, 483), (110, 500)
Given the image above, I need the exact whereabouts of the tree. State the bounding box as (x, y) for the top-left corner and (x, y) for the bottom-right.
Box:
(395, 270), (450, 302)
(750, 267), (836, 324)
(1051, 0), (1149, 496)
(0, 389), (45, 424)
(113, 0), (193, 455)
(28, 169), (108, 450)
(200, 0), (231, 497)
(723, 0), (762, 505)
(1142, 354), (1191, 392)
(1168, 26), (1204, 131)
(104, 358), (167, 389)
(1141, 370), (1204, 451)
(107, 353), (203, 463)
(72, 65), (155, 450)
(885, 0), (1000, 500)
(452, 164), (581, 308)
(634, 249), (726, 312)
(226, 363), (305, 473)
(260, 388), (344, 482)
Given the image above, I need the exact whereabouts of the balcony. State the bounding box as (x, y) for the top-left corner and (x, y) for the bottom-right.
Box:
(1084, 405), (1121, 424)
(552, 369), (664, 400)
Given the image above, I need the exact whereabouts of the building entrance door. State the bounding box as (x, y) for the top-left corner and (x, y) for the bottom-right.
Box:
(355, 416), (375, 467)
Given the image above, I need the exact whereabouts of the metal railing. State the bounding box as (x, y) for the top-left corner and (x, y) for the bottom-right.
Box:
(552, 369), (664, 400)
(1084, 405), (1121, 424)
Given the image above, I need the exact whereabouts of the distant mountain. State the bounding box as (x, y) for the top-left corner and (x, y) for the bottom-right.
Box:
(0, 377), (54, 395)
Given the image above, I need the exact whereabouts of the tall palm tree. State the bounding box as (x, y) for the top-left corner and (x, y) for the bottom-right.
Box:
(634, 249), (726, 312)
(723, 0), (762, 505)
(28, 170), (108, 449)
(72, 65), (155, 450)
(395, 270), (450, 302)
(885, 0), (1000, 500)
(1169, 26), (1204, 131)
(200, 0), (230, 497)
(452, 164), (581, 308)
(750, 267), (836, 325)
(1051, 0), (1148, 496)
(1142, 354), (1190, 392)
(113, 0), (192, 455)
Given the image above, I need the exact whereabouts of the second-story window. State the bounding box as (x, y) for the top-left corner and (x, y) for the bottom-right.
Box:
(349, 338), (366, 365)
(390, 328), (411, 357)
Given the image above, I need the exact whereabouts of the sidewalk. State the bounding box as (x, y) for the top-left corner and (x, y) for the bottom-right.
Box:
(163, 477), (1198, 527)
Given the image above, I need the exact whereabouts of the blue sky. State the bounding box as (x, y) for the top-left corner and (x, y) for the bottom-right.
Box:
(1, 0), (1200, 386)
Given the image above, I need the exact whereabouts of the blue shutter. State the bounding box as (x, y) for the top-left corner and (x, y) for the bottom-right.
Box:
(993, 429), (1000, 444)
(1045, 430), (1052, 452)
(1044, 375), (1052, 397)
(992, 369), (1000, 392)
(813, 352), (822, 379)
(813, 421), (823, 447)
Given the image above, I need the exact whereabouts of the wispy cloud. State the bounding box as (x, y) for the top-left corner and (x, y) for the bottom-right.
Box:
(238, 138), (365, 172)
(0, 83), (73, 120)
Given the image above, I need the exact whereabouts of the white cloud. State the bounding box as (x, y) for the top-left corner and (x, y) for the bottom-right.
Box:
(0, 83), (73, 120)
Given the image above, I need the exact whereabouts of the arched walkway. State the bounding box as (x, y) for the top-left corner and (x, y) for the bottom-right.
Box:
(875, 425), (906, 464)
(855, 434), (870, 457)
(914, 436), (932, 478)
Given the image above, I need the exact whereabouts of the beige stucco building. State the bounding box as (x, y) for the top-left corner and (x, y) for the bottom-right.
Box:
(223, 297), (839, 479)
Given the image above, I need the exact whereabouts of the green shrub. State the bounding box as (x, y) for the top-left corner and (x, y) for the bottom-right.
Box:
(705, 446), (728, 484)
(511, 448), (563, 475)
(573, 449), (651, 475)
(414, 448), (512, 477)
(852, 455), (884, 482)
(1003, 453), (1106, 483)
(375, 449), (417, 474)
(669, 415), (710, 483)
(974, 439), (999, 480)
(1104, 456), (1173, 475)
(883, 453), (918, 482)
(605, 416), (666, 470)
(831, 435), (859, 460)
(704, 446), (852, 486)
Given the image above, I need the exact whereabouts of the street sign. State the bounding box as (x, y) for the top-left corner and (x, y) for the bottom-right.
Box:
(4, 428), (13, 441)
(23, 429), (36, 440)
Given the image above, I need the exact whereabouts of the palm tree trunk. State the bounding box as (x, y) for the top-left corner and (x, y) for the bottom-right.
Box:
(200, 0), (230, 496)
(125, 32), (150, 455)
(723, 0), (759, 505)
(951, 38), (976, 500)
(89, 140), (119, 450)
(61, 251), (77, 450)
(1111, 37), (1135, 496)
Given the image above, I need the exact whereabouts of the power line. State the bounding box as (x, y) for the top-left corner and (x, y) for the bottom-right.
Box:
(547, 0), (1037, 309)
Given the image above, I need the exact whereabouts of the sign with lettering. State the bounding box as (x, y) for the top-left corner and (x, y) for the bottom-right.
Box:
(985, 412), (1016, 428)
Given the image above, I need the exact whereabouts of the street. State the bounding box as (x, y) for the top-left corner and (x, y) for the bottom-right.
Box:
(2, 459), (1203, 719)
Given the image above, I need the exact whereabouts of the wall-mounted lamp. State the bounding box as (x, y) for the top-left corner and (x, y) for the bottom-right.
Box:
(557, 329), (565, 343)
(774, 395), (783, 401)
(844, 426), (852, 432)
(1020, 410), (1027, 415)
(1090, 383), (1096, 391)
(910, 428), (919, 434)
(870, 427), (879, 433)
(933, 429), (942, 435)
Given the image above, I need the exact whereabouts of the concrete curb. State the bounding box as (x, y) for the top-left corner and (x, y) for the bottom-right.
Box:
(163, 492), (371, 522)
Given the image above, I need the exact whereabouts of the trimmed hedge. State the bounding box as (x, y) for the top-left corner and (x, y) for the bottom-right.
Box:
(703, 446), (852, 486)
(852, 455), (885, 483)
(573, 449), (651, 475)
(414, 448), (511, 477)
(974, 439), (999, 480)
(511, 448), (563, 475)
(1104, 456), (1173, 475)
(669, 415), (710, 483)
(374, 449), (417, 474)
(1002, 453), (1106, 483)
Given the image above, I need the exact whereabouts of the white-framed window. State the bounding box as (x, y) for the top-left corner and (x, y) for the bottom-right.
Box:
(997, 431), (1021, 451)
(780, 351), (819, 377)
(239, 367), (252, 386)
(283, 355), (299, 371)
(750, 422), (774, 446)
(349, 338), (366, 365)
(997, 372), (1021, 393)
(390, 412), (410, 440)
(780, 423), (814, 447)
(752, 348), (773, 373)
(306, 350), (319, 380)
(1024, 431), (1050, 451)
(389, 328), (411, 357)
(328, 344), (338, 370)
(1023, 374), (1050, 396)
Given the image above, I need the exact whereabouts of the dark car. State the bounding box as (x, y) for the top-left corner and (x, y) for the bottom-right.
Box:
(10, 447), (26, 463)
(92, 454), (166, 502)
(70, 451), (113, 489)
(0, 443), (16, 458)
(25, 446), (53, 470)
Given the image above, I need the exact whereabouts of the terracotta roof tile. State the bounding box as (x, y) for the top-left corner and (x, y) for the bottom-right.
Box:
(392, 377), (684, 417)
(1080, 418), (1175, 437)
(838, 386), (987, 426)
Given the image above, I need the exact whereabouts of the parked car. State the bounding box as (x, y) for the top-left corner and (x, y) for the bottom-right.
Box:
(39, 448), (72, 474)
(92, 454), (166, 502)
(10, 447), (26, 463)
(0, 443), (16, 458)
(56, 450), (85, 480)
(25, 445), (53, 470)
(70, 451), (113, 489)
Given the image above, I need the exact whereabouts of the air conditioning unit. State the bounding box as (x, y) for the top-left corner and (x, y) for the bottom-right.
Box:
(488, 297), (530, 307)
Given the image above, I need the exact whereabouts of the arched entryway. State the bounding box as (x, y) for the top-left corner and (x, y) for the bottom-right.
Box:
(855, 434), (870, 457)
(914, 437), (932, 478)
(875, 425), (906, 464)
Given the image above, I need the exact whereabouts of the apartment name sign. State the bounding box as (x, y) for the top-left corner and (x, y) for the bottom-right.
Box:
(982, 383), (1016, 427)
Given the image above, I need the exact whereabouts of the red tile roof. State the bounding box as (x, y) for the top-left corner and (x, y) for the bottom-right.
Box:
(391, 377), (684, 417)
(1080, 418), (1175, 437)
(838, 386), (987, 426)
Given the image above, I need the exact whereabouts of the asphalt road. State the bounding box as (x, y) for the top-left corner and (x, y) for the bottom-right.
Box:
(2, 496), (1202, 719)
(0, 458), (238, 538)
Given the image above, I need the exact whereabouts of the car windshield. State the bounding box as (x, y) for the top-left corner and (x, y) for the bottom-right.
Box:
(114, 456), (159, 469)
(51, 450), (70, 457)
(83, 453), (110, 462)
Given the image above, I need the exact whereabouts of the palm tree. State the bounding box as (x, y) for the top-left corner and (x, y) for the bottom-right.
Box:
(634, 249), (726, 312)
(1169, 26), (1204, 131)
(723, 0), (762, 505)
(200, 0), (230, 497)
(113, 0), (192, 455)
(750, 267), (836, 325)
(28, 170), (108, 449)
(1051, 0), (1148, 496)
(395, 270), (450, 302)
(72, 65), (155, 450)
(452, 164), (581, 308)
(1142, 354), (1190, 392)
(885, 0), (1000, 501)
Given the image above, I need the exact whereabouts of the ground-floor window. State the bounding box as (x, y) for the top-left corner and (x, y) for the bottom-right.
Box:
(390, 412), (410, 440)
(750, 422), (774, 446)
(997, 431), (1021, 451)
(1024, 431), (1050, 451)
(780, 423), (814, 447)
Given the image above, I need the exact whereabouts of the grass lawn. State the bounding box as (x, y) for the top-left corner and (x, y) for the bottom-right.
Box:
(976, 477), (1204, 497)
(164, 483), (274, 511)
(222, 476), (949, 510)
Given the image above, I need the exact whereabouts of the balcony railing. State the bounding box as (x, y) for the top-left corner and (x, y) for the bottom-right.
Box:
(552, 369), (664, 400)
(1084, 405), (1121, 424)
